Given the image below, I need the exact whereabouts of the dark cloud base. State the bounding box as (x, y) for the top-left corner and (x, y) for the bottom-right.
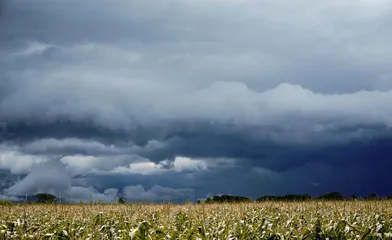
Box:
(1, 120), (392, 201)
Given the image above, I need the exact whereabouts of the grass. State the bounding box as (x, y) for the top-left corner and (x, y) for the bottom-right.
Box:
(0, 201), (391, 239)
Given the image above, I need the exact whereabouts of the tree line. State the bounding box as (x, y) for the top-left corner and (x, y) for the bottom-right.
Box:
(2, 192), (391, 205)
(198, 192), (392, 204)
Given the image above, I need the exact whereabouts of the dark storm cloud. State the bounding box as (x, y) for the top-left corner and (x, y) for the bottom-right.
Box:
(0, 1), (5, 19)
(2, 120), (389, 170)
(1, 0), (392, 201)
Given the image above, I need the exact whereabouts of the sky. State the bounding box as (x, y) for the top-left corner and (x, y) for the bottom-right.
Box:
(0, 0), (392, 202)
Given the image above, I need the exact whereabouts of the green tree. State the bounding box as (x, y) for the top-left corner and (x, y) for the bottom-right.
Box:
(367, 192), (379, 200)
(35, 193), (56, 203)
(316, 192), (344, 200)
(205, 195), (252, 203)
(350, 193), (358, 200)
(118, 197), (125, 204)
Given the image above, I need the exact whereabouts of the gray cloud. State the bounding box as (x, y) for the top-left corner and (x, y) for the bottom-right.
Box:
(0, 194), (21, 201)
(1, 0), (392, 201)
(4, 161), (71, 196)
(123, 185), (194, 202)
(0, 147), (48, 174)
(3, 160), (118, 202)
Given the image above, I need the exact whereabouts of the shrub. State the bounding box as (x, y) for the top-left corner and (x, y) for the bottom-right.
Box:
(367, 192), (379, 200)
(118, 197), (125, 204)
(35, 193), (56, 203)
(316, 192), (344, 200)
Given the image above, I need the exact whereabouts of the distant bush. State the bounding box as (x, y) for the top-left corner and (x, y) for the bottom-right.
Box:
(350, 193), (358, 200)
(367, 192), (379, 200)
(204, 195), (252, 203)
(257, 194), (311, 202)
(35, 193), (56, 204)
(316, 192), (344, 200)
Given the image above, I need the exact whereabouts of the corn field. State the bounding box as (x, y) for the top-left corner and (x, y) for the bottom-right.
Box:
(1, 201), (392, 239)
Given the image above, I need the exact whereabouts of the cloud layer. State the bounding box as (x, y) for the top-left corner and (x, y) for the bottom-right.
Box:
(1, 0), (392, 201)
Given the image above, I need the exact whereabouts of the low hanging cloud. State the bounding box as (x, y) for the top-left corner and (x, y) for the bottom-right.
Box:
(2, 160), (111, 202)
(2, 158), (196, 202)
(123, 185), (194, 202)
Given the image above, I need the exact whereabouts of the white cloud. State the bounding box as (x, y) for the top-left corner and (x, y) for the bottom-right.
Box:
(111, 156), (235, 175)
(0, 149), (48, 174)
(123, 185), (194, 201)
(64, 186), (118, 203)
(114, 161), (163, 175)
(2, 160), (119, 202)
(24, 138), (120, 154)
(173, 157), (210, 171)
(61, 155), (143, 176)
(4, 161), (71, 196)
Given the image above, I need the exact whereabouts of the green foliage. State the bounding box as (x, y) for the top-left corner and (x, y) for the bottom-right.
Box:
(118, 197), (125, 204)
(35, 193), (56, 204)
(367, 192), (379, 200)
(257, 194), (311, 201)
(316, 192), (344, 200)
(204, 195), (252, 203)
(350, 193), (358, 200)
